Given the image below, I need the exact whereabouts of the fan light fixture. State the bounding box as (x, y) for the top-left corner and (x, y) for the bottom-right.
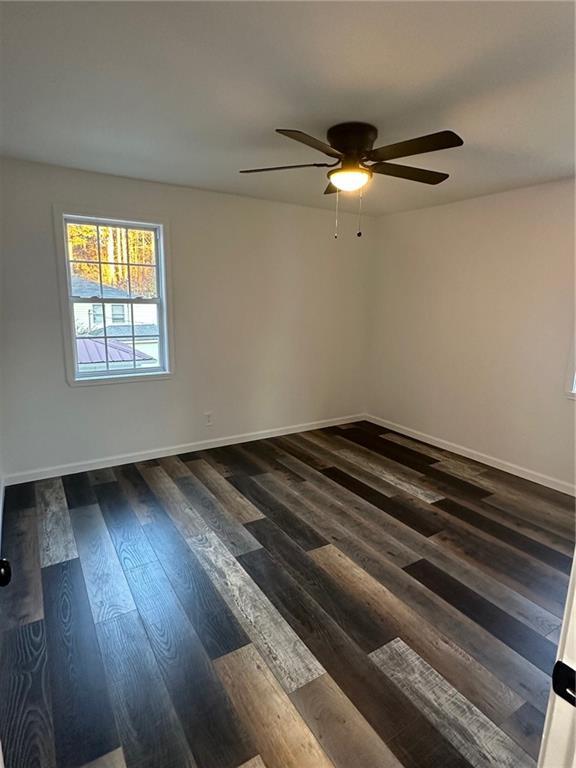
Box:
(328, 166), (372, 192)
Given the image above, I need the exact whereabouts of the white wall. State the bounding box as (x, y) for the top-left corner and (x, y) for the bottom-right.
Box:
(368, 179), (575, 492)
(1, 159), (573, 495)
(1, 158), (371, 480)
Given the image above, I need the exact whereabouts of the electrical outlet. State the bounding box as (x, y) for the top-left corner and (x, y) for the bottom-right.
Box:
(204, 411), (213, 427)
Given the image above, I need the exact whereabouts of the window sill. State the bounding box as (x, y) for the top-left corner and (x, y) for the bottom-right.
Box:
(565, 391), (576, 400)
(67, 370), (172, 387)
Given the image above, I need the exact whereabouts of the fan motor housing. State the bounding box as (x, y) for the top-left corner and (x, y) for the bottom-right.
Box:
(327, 122), (378, 157)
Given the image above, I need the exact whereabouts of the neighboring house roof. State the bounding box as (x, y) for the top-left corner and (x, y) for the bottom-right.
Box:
(76, 337), (153, 364)
(71, 274), (130, 299)
(91, 324), (159, 337)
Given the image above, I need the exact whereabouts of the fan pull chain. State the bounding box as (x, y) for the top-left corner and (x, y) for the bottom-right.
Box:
(357, 188), (363, 238)
(334, 189), (340, 239)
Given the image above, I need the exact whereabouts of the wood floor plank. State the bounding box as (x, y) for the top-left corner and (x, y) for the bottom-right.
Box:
(254, 471), (418, 568)
(80, 748), (127, 768)
(500, 703), (546, 762)
(94, 481), (157, 571)
(238, 547), (472, 768)
(42, 558), (119, 768)
(303, 430), (444, 503)
(483, 492), (575, 542)
(347, 436), (491, 503)
(340, 420), (388, 436)
(382, 430), (482, 467)
(0, 620), (55, 768)
(431, 527), (569, 618)
(234, 442), (307, 485)
(186, 459), (264, 523)
(417, 464), (494, 501)
(175, 474), (261, 556)
(404, 559), (558, 674)
(433, 497), (573, 573)
(0, 507), (43, 631)
(70, 504), (136, 623)
(309, 543), (552, 714)
(322, 466), (444, 536)
(3, 425), (567, 766)
(88, 468), (117, 485)
(334, 427), (437, 470)
(230, 474), (327, 551)
(62, 473), (97, 510)
(261, 461), (560, 638)
(438, 495), (575, 557)
(237, 758), (268, 768)
(245, 517), (396, 653)
(201, 446), (264, 477)
(371, 638), (535, 768)
(311, 545), (524, 725)
(290, 673), (404, 768)
(3, 482), (37, 513)
(139, 466), (209, 539)
(125, 561), (256, 768)
(214, 644), (335, 768)
(143, 515), (250, 660)
(189, 532), (325, 692)
(158, 454), (192, 479)
(291, 431), (430, 501)
(96, 611), (197, 768)
(480, 467), (575, 511)
(113, 464), (163, 525)
(36, 478), (78, 567)
(268, 435), (332, 471)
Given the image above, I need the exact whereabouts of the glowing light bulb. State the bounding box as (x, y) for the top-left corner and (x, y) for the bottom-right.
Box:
(328, 167), (372, 192)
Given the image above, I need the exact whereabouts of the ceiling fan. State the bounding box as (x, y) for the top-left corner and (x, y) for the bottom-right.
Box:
(240, 123), (463, 194)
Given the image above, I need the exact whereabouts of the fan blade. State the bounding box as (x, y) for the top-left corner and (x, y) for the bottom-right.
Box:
(324, 183), (338, 195)
(277, 129), (343, 159)
(240, 162), (333, 173)
(371, 162), (449, 185)
(368, 130), (463, 162)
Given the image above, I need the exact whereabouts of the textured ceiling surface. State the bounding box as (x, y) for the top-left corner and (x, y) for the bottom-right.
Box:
(1, 1), (574, 214)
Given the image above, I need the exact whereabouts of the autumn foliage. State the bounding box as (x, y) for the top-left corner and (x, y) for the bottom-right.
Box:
(67, 223), (157, 298)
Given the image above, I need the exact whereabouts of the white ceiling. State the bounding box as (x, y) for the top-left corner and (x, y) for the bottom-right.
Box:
(1, 2), (573, 216)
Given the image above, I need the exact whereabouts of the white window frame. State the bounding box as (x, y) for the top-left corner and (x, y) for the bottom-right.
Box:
(54, 206), (174, 386)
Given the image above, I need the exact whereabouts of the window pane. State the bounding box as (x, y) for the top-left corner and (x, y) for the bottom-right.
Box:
(105, 304), (131, 336)
(67, 223), (99, 261)
(134, 337), (160, 368)
(111, 304), (126, 322)
(133, 303), (159, 336)
(73, 302), (103, 336)
(70, 262), (101, 298)
(99, 226), (128, 264)
(76, 337), (108, 369)
(106, 337), (135, 369)
(129, 266), (157, 298)
(128, 229), (156, 264)
(101, 262), (130, 298)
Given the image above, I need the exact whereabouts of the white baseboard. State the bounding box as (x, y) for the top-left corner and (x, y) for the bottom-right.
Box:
(6, 410), (573, 497)
(365, 414), (575, 496)
(3, 413), (364, 486)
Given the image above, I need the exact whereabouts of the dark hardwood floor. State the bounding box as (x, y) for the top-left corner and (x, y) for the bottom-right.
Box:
(0, 421), (573, 768)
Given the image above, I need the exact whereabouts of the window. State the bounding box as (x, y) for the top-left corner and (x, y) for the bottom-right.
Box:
(91, 304), (104, 328)
(59, 214), (171, 383)
(111, 304), (126, 323)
